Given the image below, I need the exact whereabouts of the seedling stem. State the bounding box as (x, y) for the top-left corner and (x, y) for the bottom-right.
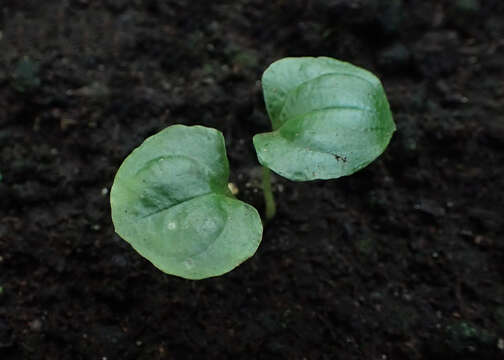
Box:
(262, 166), (276, 220)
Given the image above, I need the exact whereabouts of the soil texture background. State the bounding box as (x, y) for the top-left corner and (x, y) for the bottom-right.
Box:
(1, 1), (504, 359)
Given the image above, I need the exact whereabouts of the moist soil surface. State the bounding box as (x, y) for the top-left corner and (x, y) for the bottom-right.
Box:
(1, 1), (504, 359)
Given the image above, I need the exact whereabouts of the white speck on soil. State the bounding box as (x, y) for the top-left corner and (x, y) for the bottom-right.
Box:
(498, 338), (504, 351)
(29, 319), (42, 331)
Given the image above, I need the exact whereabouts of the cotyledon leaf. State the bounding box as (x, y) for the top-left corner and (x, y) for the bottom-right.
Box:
(110, 125), (262, 280)
(254, 57), (396, 181)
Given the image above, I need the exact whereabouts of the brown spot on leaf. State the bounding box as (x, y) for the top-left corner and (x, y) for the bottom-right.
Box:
(334, 154), (347, 162)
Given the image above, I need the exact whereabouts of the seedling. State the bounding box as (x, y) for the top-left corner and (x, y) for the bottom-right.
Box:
(111, 57), (395, 279)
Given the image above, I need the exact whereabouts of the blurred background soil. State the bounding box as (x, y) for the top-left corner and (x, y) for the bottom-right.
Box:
(0, 0), (503, 359)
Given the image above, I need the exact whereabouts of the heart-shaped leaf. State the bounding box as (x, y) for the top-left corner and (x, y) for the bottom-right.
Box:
(254, 57), (396, 181)
(110, 125), (262, 280)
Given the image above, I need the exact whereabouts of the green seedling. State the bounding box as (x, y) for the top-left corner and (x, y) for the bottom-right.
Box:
(111, 57), (395, 279)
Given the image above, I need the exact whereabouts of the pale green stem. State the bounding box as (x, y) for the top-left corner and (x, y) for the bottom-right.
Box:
(262, 166), (276, 221)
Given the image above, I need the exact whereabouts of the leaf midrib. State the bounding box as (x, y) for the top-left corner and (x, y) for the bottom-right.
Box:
(270, 70), (380, 129)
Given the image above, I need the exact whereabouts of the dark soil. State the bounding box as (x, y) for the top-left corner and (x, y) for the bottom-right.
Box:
(1, 1), (504, 359)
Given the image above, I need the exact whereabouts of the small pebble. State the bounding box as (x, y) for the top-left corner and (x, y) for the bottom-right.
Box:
(227, 182), (239, 195)
(29, 319), (42, 332)
(498, 338), (504, 351)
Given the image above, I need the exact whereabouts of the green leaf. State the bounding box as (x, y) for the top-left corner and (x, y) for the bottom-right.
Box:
(254, 57), (396, 181)
(111, 125), (262, 280)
